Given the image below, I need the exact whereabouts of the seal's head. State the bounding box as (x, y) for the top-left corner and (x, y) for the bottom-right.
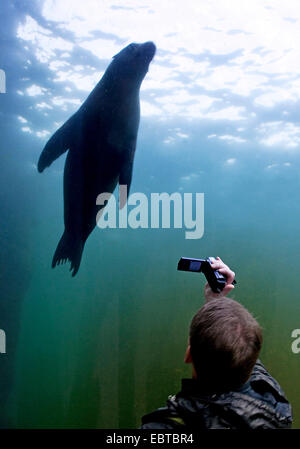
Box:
(110, 41), (156, 84)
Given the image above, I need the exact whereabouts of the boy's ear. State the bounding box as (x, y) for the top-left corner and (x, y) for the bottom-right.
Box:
(184, 344), (193, 364)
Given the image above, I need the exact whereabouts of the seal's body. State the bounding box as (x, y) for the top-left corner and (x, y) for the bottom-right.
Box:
(38, 42), (156, 276)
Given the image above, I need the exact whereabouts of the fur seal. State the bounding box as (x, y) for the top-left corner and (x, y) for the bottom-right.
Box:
(38, 41), (156, 276)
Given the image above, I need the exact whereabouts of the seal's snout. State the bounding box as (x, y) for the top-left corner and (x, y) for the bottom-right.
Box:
(142, 41), (156, 60)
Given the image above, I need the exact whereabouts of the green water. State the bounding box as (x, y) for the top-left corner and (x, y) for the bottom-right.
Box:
(6, 132), (300, 427)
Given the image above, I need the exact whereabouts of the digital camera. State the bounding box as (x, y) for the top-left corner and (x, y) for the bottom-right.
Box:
(177, 257), (236, 293)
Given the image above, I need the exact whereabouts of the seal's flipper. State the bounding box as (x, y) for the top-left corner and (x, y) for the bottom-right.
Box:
(52, 231), (83, 277)
(37, 115), (78, 173)
(119, 158), (134, 209)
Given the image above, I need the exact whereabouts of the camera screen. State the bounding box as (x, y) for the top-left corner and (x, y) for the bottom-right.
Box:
(189, 261), (201, 272)
(177, 257), (204, 272)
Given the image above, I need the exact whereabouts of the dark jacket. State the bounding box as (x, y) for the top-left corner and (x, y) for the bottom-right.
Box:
(141, 361), (292, 429)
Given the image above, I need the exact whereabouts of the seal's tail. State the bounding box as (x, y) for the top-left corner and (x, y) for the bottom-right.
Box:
(52, 231), (84, 277)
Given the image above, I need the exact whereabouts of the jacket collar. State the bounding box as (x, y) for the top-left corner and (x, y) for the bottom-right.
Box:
(180, 378), (251, 397)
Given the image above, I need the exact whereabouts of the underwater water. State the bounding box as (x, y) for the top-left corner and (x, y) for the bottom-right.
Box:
(1, 0), (300, 429)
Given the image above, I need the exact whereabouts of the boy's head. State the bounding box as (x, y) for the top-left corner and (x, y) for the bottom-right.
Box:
(185, 298), (262, 391)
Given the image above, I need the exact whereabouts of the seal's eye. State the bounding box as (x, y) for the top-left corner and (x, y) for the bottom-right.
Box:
(128, 43), (138, 52)
(113, 43), (138, 59)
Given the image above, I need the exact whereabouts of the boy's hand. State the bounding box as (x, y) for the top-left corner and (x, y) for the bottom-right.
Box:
(204, 257), (235, 302)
